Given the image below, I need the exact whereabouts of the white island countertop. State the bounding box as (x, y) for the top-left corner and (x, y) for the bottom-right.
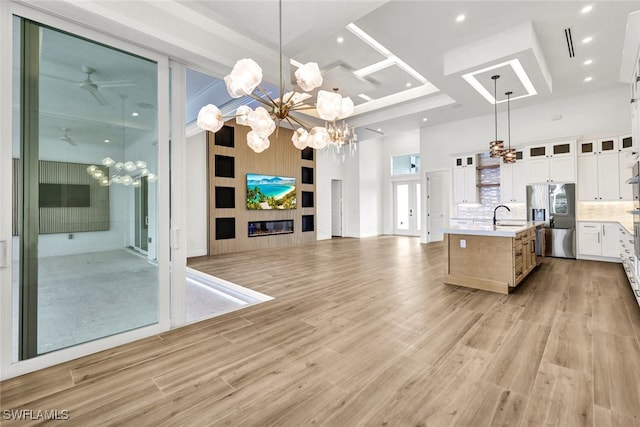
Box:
(441, 221), (546, 237)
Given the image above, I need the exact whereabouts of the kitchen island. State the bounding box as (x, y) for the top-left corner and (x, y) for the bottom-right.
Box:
(442, 221), (544, 294)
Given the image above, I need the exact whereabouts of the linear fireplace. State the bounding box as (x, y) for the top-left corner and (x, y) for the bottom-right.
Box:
(248, 220), (294, 237)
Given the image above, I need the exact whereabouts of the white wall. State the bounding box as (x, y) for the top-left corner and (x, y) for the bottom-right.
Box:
(358, 139), (384, 237)
(316, 148), (347, 240)
(185, 131), (208, 257)
(422, 86), (631, 172)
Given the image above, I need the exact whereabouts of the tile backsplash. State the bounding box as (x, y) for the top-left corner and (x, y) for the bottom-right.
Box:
(578, 201), (634, 230)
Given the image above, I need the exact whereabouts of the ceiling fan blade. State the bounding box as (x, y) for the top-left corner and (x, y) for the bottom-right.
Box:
(65, 138), (78, 146)
(80, 80), (108, 105)
(97, 81), (138, 88)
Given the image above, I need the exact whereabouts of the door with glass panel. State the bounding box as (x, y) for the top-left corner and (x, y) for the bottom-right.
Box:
(11, 16), (160, 360)
(393, 180), (421, 236)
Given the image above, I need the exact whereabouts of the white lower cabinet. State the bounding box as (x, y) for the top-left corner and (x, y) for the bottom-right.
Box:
(619, 225), (640, 308)
(577, 222), (620, 259)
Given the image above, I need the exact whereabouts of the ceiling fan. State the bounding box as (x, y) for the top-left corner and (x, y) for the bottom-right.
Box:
(58, 128), (77, 146)
(78, 66), (136, 106)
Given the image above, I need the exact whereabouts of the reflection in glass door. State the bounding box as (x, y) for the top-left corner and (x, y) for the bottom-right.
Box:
(12, 16), (160, 359)
(393, 180), (421, 236)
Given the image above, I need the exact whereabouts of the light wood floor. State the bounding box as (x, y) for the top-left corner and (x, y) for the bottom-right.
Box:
(2, 236), (640, 426)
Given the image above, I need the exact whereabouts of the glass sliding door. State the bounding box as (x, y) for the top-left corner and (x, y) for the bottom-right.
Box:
(12, 16), (160, 359)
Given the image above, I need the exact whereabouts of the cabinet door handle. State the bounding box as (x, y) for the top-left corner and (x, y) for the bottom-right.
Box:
(598, 232), (600, 243)
(531, 240), (536, 253)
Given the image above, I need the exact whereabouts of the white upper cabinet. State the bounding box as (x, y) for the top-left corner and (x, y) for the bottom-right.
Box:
(577, 136), (634, 201)
(452, 155), (477, 204)
(500, 150), (526, 203)
(525, 141), (576, 184)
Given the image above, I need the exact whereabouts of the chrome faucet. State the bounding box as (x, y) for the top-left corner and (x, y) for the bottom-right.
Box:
(493, 205), (511, 225)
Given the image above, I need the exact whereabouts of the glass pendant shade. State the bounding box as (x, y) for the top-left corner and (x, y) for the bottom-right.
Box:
(224, 58), (262, 98)
(316, 90), (343, 121)
(247, 106), (276, 137)
(489, 140), (504, 157)
(292, 128), (309, 149)
(295, 62), (323, 92)
(247, 130), (270, 153)
(338, 97), (355, 120)
(308, 126), (329, 149)
(503, 148), (516, 163)
(197, 104), (224, 132)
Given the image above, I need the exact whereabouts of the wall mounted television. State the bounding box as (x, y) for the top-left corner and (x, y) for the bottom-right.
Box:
(246, 173), (296, 210)
(39, 183), (90, 208)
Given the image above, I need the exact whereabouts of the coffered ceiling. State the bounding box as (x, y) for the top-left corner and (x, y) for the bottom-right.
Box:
(13, 0), (640, 146)
(184, 0), (640, 140)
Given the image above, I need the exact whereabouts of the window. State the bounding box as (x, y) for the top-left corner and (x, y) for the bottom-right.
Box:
(392, 154), (420, 176)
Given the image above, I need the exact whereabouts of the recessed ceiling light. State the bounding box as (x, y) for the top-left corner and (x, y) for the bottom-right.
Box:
(584, 76), (593, 82)
(583, 59), (593, 65)
(582, 36), (593, 44)
(456, 14), (465, 23)
(104, 139), (110, 143)
(406, 82), (412, 88)
(131, 112), (139, 117)
(377, 128), (382, 132)
(422, 117), (428, 122)
(581, 5), (593, 14)
(337, 36), (344, 43)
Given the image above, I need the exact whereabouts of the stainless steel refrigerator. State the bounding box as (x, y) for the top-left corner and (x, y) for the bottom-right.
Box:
(526, 183), (576, 259)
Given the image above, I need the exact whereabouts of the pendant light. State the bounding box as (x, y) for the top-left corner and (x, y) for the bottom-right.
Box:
(502, 91), (516, 163)
(489, 75), (504, 157)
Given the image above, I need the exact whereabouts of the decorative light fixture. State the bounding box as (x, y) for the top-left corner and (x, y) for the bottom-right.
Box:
(502, 91), (516, 163)
(86, 94), (157, 186)
(489, 75), (503, 157)
(325, 88), (358, 156)
(196, 0), (354, 153)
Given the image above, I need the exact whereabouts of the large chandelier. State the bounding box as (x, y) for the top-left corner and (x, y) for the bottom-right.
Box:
(196, 0), (354, 153)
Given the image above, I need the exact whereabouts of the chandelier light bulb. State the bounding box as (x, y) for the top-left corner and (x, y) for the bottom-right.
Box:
(338, 97), (355, 120)
(101, 157), (115, 167)
(316, 90), (343, 121)
(248, 107), (276, 137)
(308, 127), (330, 149)
(236, 105), (252, 126)
(247, 130), (271, 153)
(135, 160), (147, 169)
(197, 104), (224, 133)
(224, 58), (263, 98)
(295, 62), (323, 92)
(292, 128), (309, 150)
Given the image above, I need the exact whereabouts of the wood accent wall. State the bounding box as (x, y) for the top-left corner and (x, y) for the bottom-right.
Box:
(208, 122), (316, 255)
(12, 159), (110, 235)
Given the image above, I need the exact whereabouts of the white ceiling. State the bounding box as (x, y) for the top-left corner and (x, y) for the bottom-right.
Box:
(184, 0), (640, 140)
(13, 0), (640, 147)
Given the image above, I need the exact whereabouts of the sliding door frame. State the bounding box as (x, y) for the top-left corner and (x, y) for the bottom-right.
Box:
(0, 2), (171, 380)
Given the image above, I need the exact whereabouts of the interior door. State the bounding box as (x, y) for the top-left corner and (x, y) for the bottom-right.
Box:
(427, 171), (446, 242)
(331, 179), (343, 237)
(394, 180), (420, 236)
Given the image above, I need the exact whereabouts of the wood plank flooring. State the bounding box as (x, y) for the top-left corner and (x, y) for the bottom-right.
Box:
(2, 236), (640, 426)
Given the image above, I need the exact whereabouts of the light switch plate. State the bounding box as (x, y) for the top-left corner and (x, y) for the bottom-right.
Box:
(460, 239), (466, 248)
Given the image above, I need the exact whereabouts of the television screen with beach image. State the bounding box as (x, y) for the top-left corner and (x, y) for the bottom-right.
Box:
(246, 173), (297, 210)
